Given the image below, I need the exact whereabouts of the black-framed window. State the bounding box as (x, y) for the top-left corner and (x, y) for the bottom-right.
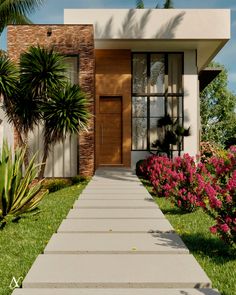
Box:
(132, 53), (184, 151)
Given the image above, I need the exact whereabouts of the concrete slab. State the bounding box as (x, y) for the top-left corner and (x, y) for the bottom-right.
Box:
(88, 180), (143, 186)
(44, 233), (188, 254)
(66, 208), (165, 219)
(23, 254), (211, 288)
(57, 218), (174, 233)
(79, 193), (154, 200)
(12, 288), (221, 295)
(86, 185), (145, 190)
(92, 177), (140, 183)
(73, 199), (158, 209)
(82, 189), (149, 195)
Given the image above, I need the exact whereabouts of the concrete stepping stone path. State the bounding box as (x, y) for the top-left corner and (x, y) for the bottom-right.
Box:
(12, 288), (221, 295)
(44, 232), (189, 254)
(67, 208), (165, 219)
(73, 199), (158, 209)
(12, 168), (221, 295)
(57, 218), (174, 233)
(79, 192), (153, 198)
(22, 254), (211, 288)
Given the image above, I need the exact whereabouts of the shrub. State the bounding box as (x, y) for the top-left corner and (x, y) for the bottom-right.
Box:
(141, 149), (236, 245)
(141, 154), (206, 212)
(0, 141), (47, 225)
(164, 154), (205, 212)
(136, 159), (146, 178)
(199, 148), (236, 245)
(42, 178), (72, 193)
(71, 175), (90, 185)
(146, 155), (173, 197)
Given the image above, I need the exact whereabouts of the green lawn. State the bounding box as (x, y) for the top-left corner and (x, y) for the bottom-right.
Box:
(142, 179), (236, 295)
(0, 183), (86, 295)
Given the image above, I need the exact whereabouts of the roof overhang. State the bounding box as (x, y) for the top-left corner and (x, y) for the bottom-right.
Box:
(199, 68), (222, 92)
(64, 9), (231, 71)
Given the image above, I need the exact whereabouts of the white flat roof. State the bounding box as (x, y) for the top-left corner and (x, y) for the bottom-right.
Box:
(64, 9), (230, 70)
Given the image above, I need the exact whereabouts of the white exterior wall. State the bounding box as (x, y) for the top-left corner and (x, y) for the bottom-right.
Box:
(183, 50), (199, 158)
(65, 9), (230, 70)
(65, 9), (230, 40)
(28, 126), (77, 177)
(0, 103), (14, 152)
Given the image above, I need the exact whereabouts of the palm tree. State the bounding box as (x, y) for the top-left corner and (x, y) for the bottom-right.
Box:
(0, 54), (24, 146)
(39, 83), (90, 179)
(136, 0), (173, 9)
(20, 46), (90, 179)
(0, 0), (44, 34)
(0, 53), (40, 165)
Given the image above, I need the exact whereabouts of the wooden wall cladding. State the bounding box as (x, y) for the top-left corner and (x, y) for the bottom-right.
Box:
(95, 50), (131, 168)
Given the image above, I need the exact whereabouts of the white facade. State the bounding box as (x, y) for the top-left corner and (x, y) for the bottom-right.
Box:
(65, 8), (230, 168)
(64, 9), (230, 70)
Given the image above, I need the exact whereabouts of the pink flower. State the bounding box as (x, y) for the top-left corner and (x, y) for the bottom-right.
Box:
(220, 224), (230, 233)
(210, 226), (217, 234)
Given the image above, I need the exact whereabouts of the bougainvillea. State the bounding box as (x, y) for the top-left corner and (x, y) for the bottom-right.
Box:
(139, 148), (236, 245)
(199, 148), (236, 245)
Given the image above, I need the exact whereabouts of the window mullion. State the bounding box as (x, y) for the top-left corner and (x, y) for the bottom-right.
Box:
(147, 54), (151, 150)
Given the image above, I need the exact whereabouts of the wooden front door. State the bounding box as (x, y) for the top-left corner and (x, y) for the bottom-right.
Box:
(98, 96), (122, 165)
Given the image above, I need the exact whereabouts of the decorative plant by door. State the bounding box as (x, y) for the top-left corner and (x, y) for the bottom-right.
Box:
(152, 114), (190, 158)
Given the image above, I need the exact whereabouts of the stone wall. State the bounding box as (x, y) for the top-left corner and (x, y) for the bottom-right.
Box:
(7, 25), (95, 176)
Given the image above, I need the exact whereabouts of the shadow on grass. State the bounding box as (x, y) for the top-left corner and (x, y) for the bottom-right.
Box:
(180, 232), (236, 263)
(160, 206), (184, 215)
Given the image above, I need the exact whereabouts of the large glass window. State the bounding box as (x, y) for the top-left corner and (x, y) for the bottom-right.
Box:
(65, 56), (78, 84)
(132, 53), (183, 152)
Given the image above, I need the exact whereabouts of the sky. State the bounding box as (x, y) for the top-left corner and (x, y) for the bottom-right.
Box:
(1, 0), (236, 93)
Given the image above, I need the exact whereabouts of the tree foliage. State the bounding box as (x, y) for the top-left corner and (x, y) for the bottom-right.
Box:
(136, 0), (173, 9)
(163, 0), (173, 8)
(0, 0), (44, 34)
(200, 62), (236, 147)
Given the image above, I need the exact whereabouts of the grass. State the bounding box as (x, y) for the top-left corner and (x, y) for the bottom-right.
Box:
(142, 179), (236, 295)
(0, 183), (86, 295)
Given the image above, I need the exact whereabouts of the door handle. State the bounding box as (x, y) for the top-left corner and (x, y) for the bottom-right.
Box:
(101, 125), (104, 145)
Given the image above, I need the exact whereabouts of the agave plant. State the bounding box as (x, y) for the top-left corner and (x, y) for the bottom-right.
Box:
(0, 140), (48, 224)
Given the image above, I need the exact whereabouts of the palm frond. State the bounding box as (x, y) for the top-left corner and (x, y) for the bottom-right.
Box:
(0, 0), (44, 33)
(20, 45), (67, 99)
(0, 55), (18, 99)
(42, 83), (90, 145)
(6, 88), (41, 133)
(136, 0), (144, 9)
(163, 0), (174, 8)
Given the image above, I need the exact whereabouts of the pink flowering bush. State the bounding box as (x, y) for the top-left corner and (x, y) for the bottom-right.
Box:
(148, 156), (173, 197)
(140, 154), (204, 212)
(164, 154), (206, 212)
(199, 147), (236, 245)
(139, 148), (236, 245)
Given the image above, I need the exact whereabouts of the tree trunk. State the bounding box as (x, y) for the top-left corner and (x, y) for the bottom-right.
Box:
(38, 145), (49, 180)
(15, 128), (29, 167)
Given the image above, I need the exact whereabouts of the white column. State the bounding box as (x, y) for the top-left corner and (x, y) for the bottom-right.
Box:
(183, 50), (200, 157)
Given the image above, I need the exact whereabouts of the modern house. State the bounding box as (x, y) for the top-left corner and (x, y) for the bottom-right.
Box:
(4, 8), (230, 177)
